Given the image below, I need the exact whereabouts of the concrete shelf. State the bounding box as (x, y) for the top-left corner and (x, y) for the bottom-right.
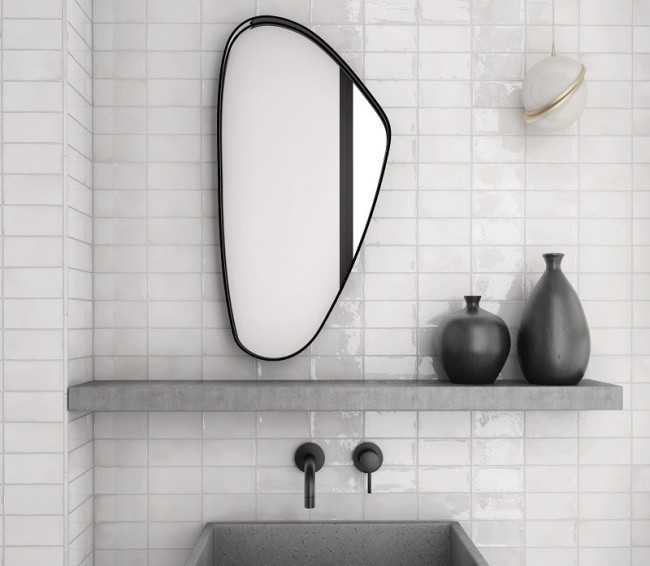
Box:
(68, 379), (622, 412)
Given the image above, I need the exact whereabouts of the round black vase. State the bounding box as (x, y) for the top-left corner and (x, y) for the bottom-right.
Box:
(437, 295), (511, 385)
(517, 253), (590, 385)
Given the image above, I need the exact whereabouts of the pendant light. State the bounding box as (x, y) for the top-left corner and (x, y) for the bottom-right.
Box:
(521, 0), (587, 130)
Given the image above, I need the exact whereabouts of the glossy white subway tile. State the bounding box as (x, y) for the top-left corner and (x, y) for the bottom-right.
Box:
(203, 439), (255, 466)
(148, 413), (203, 439)
(526, 439), (578, 465)
(526, 411), (578, 437)
(473, 412), (524, 437)
(310, 412), (363, 438)
(418, 493), (471, 520)
(526, 520), (577, 548)
(203, 412), (256, 438)
(365, 355), (418, 379)
(365, 411), (417, 437)
(149, 439), (202, 467)
(203, 494), (256, 521)
(473, 439), (525, 466)
(473, 493), (524, 520)
(149, 467), (201, 494)
(5, 516), (65, 546)
(419, 466), (470, 492)
(582, 465), (632, 493)
(364, 493), (418, 519)
(419, 412), (471, 438)
(419, 439), (471, 465)
(256, 412), (310, 438)
(580, 493), (631, 520)
(473, 466), (524, 493)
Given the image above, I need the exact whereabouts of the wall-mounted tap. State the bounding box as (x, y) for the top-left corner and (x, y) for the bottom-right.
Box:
(353, 442), (383, 494)
(294, 442), (325, 509)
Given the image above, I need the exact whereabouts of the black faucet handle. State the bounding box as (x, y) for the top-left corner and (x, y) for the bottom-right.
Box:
(353, 442), (383, 494)
(359, 449), (382, 473)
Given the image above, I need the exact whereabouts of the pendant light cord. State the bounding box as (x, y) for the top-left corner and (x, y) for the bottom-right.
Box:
(551, 0), (556, 55)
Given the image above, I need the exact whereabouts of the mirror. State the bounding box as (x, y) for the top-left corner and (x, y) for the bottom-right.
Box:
(218, 16), (391, 360)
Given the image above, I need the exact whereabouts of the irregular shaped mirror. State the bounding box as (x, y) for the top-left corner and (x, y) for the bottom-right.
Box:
(218, 16), (391, 360)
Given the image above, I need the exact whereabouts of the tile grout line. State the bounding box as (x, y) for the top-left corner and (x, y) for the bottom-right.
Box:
(415, 0), (420, 520)
(62, 0), (72, 561)
(254, 0), (260, 524)
(576, 1), (582, 562)
(361, 0), (366, 384)
(145, 4), (150, 563)
(200, 0), (204, 384)
(629, 0), (634, 559)
(521, 4), (527, 564)
(414, 0), (420, 384)
(469, 0), (475, 546)
(362, 0), (367, 523)
(200, 0), (207, 534)
(90, 0), (96, 560)
(1, 0), (4, 561)
(469, 0), (474, 300)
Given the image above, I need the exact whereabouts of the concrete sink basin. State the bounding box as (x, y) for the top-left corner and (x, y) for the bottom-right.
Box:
(185, 522), (490, 566)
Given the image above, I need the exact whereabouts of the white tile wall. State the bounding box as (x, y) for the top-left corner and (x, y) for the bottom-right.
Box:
(0, 0), (641, 564)
(91, 409), (633, 566)
(89, 0), (649, 565)
(1, 0), (94, 564)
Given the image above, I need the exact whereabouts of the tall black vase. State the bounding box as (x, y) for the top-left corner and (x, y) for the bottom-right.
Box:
(517, 253), (590, 385)
(437, 295), (511, 385)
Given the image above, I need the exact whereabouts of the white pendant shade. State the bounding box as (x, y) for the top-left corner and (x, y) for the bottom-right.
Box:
(522, 54), (587, 131)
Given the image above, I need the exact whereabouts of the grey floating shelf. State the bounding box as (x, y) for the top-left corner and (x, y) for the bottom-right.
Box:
(68, 379), (622, 412)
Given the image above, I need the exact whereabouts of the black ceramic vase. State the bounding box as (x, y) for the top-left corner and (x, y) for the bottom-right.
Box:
(517, 253), (590, 385)
(437, 295), (511, 385)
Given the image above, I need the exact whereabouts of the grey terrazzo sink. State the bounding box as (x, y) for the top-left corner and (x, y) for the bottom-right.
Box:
(185, 522), (490, 566)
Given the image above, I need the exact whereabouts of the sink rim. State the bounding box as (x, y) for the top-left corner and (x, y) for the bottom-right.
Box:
(185, 521), (489, 566)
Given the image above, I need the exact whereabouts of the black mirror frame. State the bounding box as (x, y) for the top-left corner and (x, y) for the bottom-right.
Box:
(217, 15), (392, 361)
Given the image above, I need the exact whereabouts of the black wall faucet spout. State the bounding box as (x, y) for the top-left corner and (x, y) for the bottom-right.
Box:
(303, 454), (316, 508)
(295, 443), (325, 509)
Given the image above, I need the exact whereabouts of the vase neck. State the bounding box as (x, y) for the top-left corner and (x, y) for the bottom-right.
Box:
(543, 253), (564, 271)
(464, 295), (481, 310)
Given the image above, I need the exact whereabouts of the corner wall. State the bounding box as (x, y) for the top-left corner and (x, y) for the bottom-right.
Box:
(0, 0), (93, 564)
(66, 0), (94, 564)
